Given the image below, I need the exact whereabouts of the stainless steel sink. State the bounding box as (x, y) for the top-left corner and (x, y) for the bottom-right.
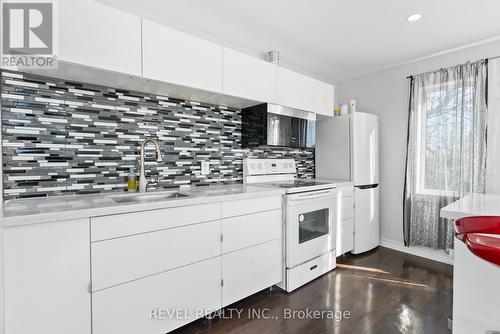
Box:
(111, 192), (189, 204)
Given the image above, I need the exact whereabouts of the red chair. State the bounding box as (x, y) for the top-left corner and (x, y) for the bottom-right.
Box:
(454, 216), (500, 266)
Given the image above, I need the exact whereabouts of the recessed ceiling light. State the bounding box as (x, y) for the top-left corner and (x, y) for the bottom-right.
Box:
(406, 13), (422, 22)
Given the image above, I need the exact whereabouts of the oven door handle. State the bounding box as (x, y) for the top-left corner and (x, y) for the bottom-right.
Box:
(287, 190), (336, 202)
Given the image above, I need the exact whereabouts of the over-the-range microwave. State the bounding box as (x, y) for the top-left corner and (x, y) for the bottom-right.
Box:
(241, 103), (316, 149)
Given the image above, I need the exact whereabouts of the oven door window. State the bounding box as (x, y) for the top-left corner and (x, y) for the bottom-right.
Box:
(298, 208), (329, 244)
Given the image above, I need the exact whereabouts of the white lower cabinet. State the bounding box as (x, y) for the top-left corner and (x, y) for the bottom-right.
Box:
(3, 219), (91, 334)
(92, 257), (221, 334)
(90, 196), (283, 333)
(90, 203), (220, 241)
(1, 196), (283, 334)
(336, 186), (355, 256)
(222, 195), (282, 218)
(91, 220), (221, 290)
(336, 217), (354, 256)
(222, 239), (282, 307)
(221, 209), (282, 253)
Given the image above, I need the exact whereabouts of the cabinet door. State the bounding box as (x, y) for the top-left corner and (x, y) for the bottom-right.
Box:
(58, 0), (141, 75)
(222, 239), (282, 307)
(336, 217), (354, 256)
(276, 66), (315, 112)
(3, 219), (91, 334)
(340, 195), (354, 221)
(92, 257), (221, 334)
(142, 19), (223, 93)
(223, 48), (276, 102)
(314, 79), (335, 116)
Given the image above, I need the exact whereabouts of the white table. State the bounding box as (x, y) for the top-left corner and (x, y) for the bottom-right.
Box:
(440, 193), (500, 220)
(441, 193), (500, 334)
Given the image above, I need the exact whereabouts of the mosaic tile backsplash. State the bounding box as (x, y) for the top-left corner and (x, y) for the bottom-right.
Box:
(1, 70), (315, 200)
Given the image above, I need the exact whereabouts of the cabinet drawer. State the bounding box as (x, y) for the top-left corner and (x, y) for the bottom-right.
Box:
(222, 239), (282, 307)
(92, 257), (221, 334)
(91, 220), (220, 291)
(340, 196), (354, 220)
(91, 202), (220, 241)
(286, 250), (335, 292)
(336, 217), (354, 256)
(222, 196), (282, 218)
(222, 209), (282, 254)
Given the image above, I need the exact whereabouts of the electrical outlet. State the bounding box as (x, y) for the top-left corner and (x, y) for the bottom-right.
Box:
(201, 161), (210, 175)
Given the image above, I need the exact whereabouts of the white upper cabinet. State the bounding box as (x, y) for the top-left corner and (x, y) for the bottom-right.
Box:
(58, 0), (142, 76)
(57, 3), (334, 113)
(276, 66), (315, 112)
(142, 19), (223, 93)
(222, 48), (276, 102)
(314, 79), (335, 116)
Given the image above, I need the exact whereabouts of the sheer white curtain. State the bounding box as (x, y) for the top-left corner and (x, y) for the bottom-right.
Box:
(403, 59), (488, 250)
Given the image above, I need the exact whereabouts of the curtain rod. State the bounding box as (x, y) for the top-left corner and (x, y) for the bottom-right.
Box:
(405, 55), (499, 79)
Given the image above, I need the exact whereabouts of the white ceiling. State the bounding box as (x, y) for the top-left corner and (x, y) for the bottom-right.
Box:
(101, 0), (500, 83)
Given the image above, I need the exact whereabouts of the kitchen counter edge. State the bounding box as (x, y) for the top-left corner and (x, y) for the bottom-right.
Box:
(0, 185), (285, 227)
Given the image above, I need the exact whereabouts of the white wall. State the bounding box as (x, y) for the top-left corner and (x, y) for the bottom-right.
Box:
(338, 40), (500, 245)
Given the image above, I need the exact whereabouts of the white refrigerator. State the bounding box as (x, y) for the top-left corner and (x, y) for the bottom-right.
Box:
(316, 112), (380, 254)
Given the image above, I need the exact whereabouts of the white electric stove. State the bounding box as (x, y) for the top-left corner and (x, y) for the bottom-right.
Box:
(243, 158), (337, 292)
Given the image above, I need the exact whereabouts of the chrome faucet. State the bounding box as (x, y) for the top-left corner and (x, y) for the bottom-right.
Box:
(139, 139), (164, 193)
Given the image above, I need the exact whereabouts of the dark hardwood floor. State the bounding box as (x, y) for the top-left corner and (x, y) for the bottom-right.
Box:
(173, 247), (453, 334)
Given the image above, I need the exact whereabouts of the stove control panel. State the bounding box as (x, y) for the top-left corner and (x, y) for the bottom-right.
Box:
(243, 158), (296, 176)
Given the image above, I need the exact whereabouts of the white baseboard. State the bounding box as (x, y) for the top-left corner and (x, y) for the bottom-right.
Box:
(380, 238), (454, 265)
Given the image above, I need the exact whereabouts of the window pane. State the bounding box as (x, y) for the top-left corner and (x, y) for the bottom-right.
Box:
(420, 85), (473, 194)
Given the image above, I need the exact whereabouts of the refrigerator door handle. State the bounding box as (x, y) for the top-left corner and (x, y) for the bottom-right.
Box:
(355, 184), (379, 190)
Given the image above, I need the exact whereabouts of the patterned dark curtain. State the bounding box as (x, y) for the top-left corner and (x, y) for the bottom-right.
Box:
(403, 60), (488, 250)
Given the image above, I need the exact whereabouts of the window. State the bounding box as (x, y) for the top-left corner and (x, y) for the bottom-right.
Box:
(404, 59), (487, 250)
(415, 83), (474, 196)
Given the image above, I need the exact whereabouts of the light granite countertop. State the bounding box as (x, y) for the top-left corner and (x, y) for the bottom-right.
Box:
(440, 193), (500, 220)
(0, 184), (286, 227)
(1, 179), (355, 227)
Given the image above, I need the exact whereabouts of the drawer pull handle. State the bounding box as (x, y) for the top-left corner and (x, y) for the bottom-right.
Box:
(310, 265), (318, 271)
